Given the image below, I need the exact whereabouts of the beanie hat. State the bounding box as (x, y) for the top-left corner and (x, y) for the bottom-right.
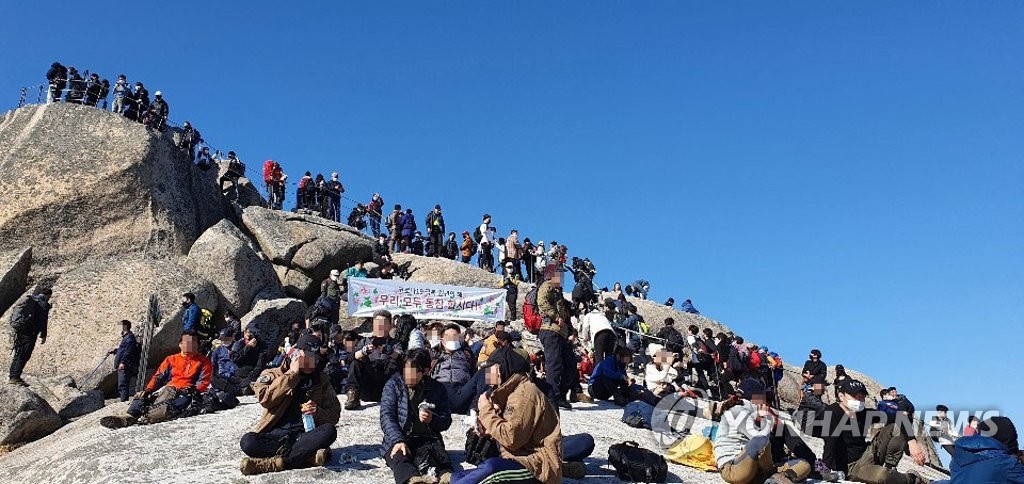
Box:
(979, 416), (1019, 453)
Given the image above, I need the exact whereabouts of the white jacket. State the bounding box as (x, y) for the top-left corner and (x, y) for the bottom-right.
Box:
(644, 364), (678, 391)
(584, 311), (615, 352)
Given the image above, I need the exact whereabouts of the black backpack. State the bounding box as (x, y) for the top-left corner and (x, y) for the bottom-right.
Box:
(9, 297), (38, 333)
(473, 227), (483, 243)
(607, 441), (668, 483)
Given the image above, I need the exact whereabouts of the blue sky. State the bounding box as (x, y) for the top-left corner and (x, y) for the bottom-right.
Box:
(2, 2), (1021, 427)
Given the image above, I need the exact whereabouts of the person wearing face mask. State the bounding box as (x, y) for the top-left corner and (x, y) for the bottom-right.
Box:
(101, 331), (213, 429)
(430, 324), (477, 414)
(381, 348), (454, 484)
(237, 334), (339, 475)
(106, 320), (140, 402)
(682, 324), (713, 390)
(345, 310), (405, 410)
(810, 380), (929, 484)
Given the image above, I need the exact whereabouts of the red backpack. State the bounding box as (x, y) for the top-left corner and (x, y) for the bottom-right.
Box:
(748, 350), (763, 370)
(522, 286), (542, 334)
(262, 160), (275, 183)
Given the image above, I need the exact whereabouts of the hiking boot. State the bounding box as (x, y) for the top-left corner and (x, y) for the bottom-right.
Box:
(438, 471), (452, 484)
(569, 390), (593, 404)
(817, 470), (844, 482)
(99, 415), (137, 429)
(555, 399), (572, 410)
(312, 448), (331, 467)
(562, 461), (587, 479)
(344, 388), (360, 410)
(408, 476), (437, 484)
(240, 456), (285, 475)
(7, 377), (28, 387)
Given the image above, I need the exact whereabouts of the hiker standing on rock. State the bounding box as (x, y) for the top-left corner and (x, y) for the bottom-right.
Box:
(537, 265), (576, 409)
(7, 288), (53, 387)
(107, 320), (140, 402)
(367, 193), (384, 237)
(46, 62), (68, 103)
(387, 204), (403, 252)
(425, 204), (445, 257)
(239, 334), (339, 475)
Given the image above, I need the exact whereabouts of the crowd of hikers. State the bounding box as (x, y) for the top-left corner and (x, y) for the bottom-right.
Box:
(9, 62), (1023, 484)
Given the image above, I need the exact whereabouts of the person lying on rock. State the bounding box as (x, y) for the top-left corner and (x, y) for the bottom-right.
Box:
(100, 331), (212, 429)
(713, 378), (821, 484)
(381, 348), (454, 484)
(238, 333), (340, 475)
(345, 310), (404, 410)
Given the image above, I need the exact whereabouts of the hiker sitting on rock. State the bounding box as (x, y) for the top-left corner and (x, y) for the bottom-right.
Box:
(209, 328), (256, 397)
(714, 378), (821, 484)
(345, 310), (404, 410)
(452, 346), (593, 484)
(430, 324), (477, 414)
(588, 347), (634, 407)
(381, 348), (454, 484)
(101, 331), (212, 429)
(8, 288), (53, 387)
(325, 328), (358, 394)
(373, 233), (392, 265)
(808, 379), (929, 484)
(107, 319), (140, 402)
(239, 334), (339, 475)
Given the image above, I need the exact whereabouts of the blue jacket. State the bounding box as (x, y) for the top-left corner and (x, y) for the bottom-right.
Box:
(941, 436), (1024, 484)
(679, 300), (700, 314)
(400, 213), (417, 237)
(210, 344), (237, 378)
(589, 355), (627, 385)
(182, 303), (200, 331)
(114, 331), (140, 370)
(379, 373), (452, 458)
(877, 400), (899, 416)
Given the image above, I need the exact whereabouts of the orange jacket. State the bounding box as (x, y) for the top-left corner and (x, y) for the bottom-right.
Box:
(146, 352), (213, 393)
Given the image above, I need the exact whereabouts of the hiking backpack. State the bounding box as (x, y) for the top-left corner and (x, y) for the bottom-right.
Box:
(522, 286), (542, 333)
(473, 227), (483, 243)
(608, 441), (668, 483)
(9, 297), (37, 332)
(196, 308), (215, 341)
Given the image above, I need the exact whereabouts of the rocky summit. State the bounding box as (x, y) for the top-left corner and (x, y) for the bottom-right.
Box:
(0, 103), (944, 481)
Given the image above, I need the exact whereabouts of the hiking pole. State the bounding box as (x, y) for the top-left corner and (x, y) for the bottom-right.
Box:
(79, 353), (112, 389)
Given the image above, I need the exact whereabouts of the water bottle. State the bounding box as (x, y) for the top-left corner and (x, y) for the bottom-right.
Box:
(302, 412), (315, 432)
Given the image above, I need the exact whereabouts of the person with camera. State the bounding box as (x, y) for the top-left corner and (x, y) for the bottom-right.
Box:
(381, 348), (454, 484)
(237, 334), (339, 475)
(101, 331), (212, 429)
(345, 310), (405, 410)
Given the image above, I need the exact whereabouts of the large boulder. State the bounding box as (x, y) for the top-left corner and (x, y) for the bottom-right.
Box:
(242, 206), (373, 293)
(391, 253), (503, 289)
(273, 264), (317, 301)
(22, 375), (104, 420)
(0, 246), (31, 316)
(0, 385), (61, 445)
(0, 258), (218, 392)
(185, 220), (284, 315)
(0, 103), (226, 282)
(240, 298), (309, 352)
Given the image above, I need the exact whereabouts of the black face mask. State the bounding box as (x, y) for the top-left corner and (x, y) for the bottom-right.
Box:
(181, 301), (190, 308)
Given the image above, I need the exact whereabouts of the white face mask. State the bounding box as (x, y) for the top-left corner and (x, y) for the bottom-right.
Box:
(686, 335), (696, 345)
(846, 399), (865, 412)
(444, 340), (461, 351)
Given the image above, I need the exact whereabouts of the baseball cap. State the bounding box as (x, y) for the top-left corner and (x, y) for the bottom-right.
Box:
(839, 379), (868, 396)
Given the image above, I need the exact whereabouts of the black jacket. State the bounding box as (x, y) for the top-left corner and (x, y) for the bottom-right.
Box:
(46, 63), (67, 87)
(802, 359), (827, 385)
(425, 211), (445, 234)
(114, 331), (141, 370)
(11, 295), (51, 337)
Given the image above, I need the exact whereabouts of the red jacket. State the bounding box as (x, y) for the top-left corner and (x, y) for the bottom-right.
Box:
(146, 352), (212, 393)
